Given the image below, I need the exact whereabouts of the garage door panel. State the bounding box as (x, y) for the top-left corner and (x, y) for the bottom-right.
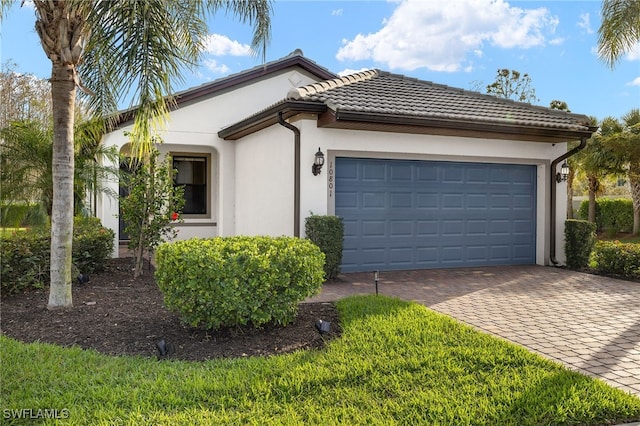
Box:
(336, 158), (536, 272)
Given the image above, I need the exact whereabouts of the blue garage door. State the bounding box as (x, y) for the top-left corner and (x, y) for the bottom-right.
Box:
(335, 158), (536, 272)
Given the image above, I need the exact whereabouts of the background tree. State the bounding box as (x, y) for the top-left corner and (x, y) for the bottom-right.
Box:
(601, 109), (640, 234)
(0, 62), (53, 130)
(485, 69), (539, 103)
(576, 116), (624, 223)
(598, 0), (640, 68)
(0, 0), (272, 309)
(0, 119), (119, 217)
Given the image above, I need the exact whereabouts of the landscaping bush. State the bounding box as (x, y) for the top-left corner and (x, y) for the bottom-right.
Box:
(592, 240), (640, 278)
(0, 217), (114, 295)
(0, 203), (47, 227)
(305, 214), (344, 280)
(564, 219), (597, 269)
(577, 198), (633, 235)
(72, 217), (116, 275)
(155, 236), (325, 330)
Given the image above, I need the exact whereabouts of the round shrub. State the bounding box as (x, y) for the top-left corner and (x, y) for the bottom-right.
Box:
(155, 236), (325, 330)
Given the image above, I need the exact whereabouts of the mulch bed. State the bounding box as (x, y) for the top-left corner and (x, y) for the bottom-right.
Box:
(0, 258), (340, 361)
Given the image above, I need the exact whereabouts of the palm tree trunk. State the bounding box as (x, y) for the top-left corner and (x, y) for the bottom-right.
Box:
(629, 163), (640, 236)
(48, 63), (76, 309)
(587, 175), (599, 224)
(567, 167), (575, 219)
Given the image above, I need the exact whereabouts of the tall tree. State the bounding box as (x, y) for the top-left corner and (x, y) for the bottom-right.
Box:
(0, 62), (53, 129)
(602, 109), (640, 234)
(598, 0), (640, 68)
(577, 117), (624, 224)
(485, 69), (539, 103)
(0, 0), (272, 309)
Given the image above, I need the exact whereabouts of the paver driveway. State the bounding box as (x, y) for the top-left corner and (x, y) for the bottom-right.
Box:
(307, 265), (640, 397)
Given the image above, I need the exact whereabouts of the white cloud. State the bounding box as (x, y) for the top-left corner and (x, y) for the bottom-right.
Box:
(626, 42), (640, 61)
(577, 12), (594, 34)
(203, 59), (230, 74)
(628, 76), (640, 87)
(332, 9), (343, 16)
(338, 67), (372, 76)
(336, 0), (559, 72)
(203, 34), (251, 56)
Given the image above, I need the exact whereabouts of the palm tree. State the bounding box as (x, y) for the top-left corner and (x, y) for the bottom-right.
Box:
(1, 119), (120, 218)
(574, 117), (624, 224)
(0, 121), (53, 214)
(602, 109), (640, 234)
(598, 0), (640, 68)
(0, 0), (272, 309)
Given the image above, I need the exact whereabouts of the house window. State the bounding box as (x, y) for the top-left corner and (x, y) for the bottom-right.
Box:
(173, 156), (207, 215)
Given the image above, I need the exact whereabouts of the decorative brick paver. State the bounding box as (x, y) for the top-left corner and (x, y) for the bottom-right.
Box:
(307, 265), (640, 397)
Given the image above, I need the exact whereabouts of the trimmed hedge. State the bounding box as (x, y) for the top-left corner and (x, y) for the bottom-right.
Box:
(155, 236), (325, 330)
(592, 241), (640, 278)
(577, 198), (633, 235)
(564, 219), (597, 269)
(0, 217), (115, 295)
(305, 214), (344, 280)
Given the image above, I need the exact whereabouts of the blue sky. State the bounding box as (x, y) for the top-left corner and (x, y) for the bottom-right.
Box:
(2, 0), (638, 122)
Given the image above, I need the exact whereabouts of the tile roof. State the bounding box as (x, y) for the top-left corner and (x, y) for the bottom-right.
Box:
(287, 69), (592, 132)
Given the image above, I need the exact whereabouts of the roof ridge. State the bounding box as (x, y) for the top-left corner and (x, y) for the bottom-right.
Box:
(287, 69), (379, 100)
(375, 71), (592, 125)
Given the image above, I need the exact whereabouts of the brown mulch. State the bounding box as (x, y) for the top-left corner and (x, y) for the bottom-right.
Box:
(0, 258), (340, 361)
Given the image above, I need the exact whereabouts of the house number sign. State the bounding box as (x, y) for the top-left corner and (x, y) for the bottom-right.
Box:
(328, 159), (334, 199)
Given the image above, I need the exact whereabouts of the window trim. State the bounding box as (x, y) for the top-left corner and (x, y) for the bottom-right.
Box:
(172, 152), (211, 219)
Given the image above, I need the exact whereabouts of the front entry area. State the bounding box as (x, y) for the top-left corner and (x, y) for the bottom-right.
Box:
(335, 157), (536, 272)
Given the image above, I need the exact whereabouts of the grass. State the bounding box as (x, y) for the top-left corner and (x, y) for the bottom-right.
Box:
(0, 227), (26, 237)
(2, 295), (640, 425)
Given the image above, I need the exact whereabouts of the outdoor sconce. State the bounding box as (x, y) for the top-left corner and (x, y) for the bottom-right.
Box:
(556, 161), (570, 183)
(312, 147), (325, 176)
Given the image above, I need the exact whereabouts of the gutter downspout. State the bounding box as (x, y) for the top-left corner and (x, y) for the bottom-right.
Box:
(549, 136), (588, 265)
(277, 112), (301, 237)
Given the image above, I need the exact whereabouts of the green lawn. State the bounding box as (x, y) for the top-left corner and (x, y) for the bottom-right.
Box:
(2, 295), (639, 425)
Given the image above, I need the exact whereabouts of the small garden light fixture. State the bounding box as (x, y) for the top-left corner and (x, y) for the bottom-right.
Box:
(156, 339), (175, 359)
(315, 319), (331, 336)
(556, 161), (570, 183)
(312, 147), (325, 176)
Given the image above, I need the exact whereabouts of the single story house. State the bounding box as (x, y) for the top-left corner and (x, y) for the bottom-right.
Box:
(98, 49), (596, 272)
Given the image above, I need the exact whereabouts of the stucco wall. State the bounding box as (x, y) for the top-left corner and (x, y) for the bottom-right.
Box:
(233, 116), (570, 265)
(98, 68), (323, 256)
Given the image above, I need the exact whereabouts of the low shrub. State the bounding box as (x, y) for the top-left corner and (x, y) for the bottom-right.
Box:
(0, 217), (114, 295)
(564, 219), (596, 269)
(592, 240), (640, 278)
(155, 236), (325, 330)
(72, 217), (116, 274)
(305, 214), (344, 280)
(577, 198), (633, 235)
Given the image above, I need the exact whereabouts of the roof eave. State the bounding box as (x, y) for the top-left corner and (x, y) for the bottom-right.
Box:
(218, 101), (327, 140)
(325, 110), (596, 143)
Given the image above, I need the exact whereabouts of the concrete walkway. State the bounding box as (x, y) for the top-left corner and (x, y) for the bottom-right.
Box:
(307, 265), (640, 397)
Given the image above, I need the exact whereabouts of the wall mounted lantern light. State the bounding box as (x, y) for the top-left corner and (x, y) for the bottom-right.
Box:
(312, 147), (325, 176)
(556, 161), (570, 183)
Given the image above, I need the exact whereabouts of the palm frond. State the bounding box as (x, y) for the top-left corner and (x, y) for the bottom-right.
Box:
(597, 0), (640, 68)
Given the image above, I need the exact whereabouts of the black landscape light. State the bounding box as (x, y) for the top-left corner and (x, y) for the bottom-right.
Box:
(315, 319), (331, 336)
(156, 339), (175, 359)
(77, 273), (90, 284)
